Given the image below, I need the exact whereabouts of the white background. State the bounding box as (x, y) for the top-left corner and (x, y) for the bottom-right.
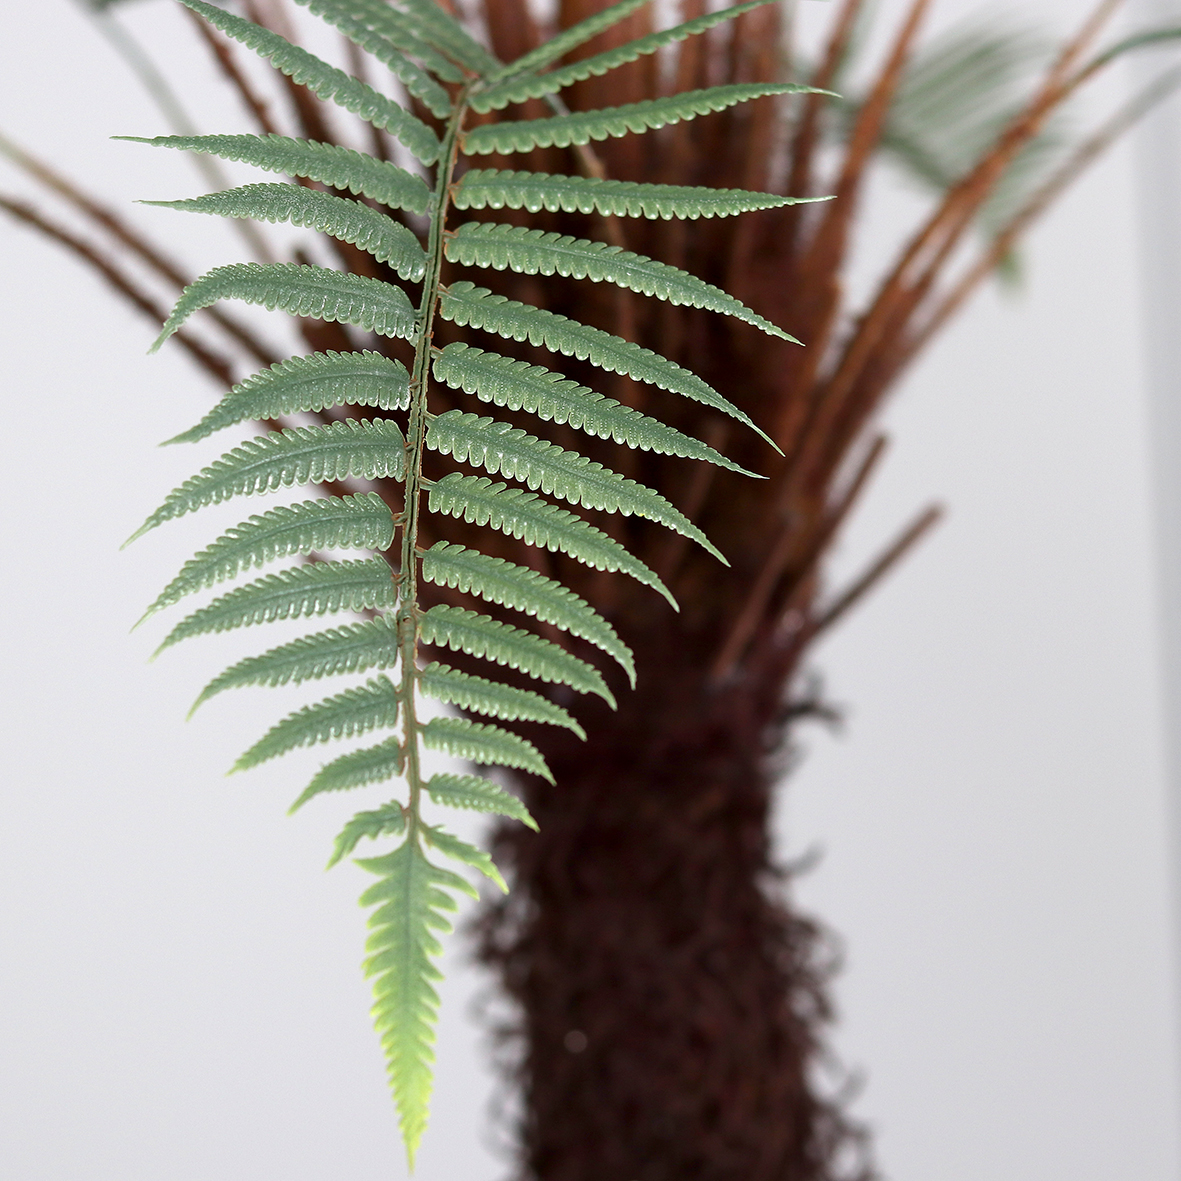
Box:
(2, 1), (1179, 1178)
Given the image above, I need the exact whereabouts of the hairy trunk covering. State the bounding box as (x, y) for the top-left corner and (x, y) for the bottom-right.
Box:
(479, 633), (862, 1181)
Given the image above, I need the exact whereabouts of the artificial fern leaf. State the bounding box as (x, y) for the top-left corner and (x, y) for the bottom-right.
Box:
(155, 558), (396, 654)
(461, 83), (813, 155)
(426, 473), (674, 606)
(234, 674), (400, 771)
(438, 282), (772, 446)
(420, 604), (615, 706)
(426, 771), (537, 828)
(358, 839), (473, 1163)
(426, 411), (726, 561)
(423, 716), (552, 782)
(431, 343), (752, 474)
(472, 0), (773, 110)
(452, 168), (816, 221)
(290, 736), (404, 811)
(292, 0), (454, 116)
(395, 0), (500, 76)
(121, 134), (431, 214)
(147, 186), (428, 282)
(191, 616), (401, 713)
(418, 661), (586, 738)
(130, 419), (406, 542)
(422, 825), (507, 893)
(166, 350), (410, 446)
(422, 540), (635, 684)
(486, 0), (651, 82)
(144, 494), (393, 616)
(178, 0), (441, 164)
(329, 802), (408, 867)
(446, 223), (793, 340)
(151, 263), (417, 353)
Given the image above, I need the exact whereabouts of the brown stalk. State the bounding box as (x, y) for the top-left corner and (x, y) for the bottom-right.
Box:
(184, 8), (281, 138)
(711, 433), (887, 681)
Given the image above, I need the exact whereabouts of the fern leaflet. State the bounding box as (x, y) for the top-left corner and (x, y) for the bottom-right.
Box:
(427, 771), (537, 827)
(291, 736), (405, 810)
(423, 716), (552, 781)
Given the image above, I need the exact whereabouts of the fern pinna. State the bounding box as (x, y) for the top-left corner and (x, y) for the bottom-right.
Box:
(125, 0), (818, 1161)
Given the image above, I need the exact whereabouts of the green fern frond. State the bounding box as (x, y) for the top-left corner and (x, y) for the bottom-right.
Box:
(461, 83), (814, 156)
(191, 616), (401, 714)
(178, 0), (440, 164)
(144, 494), (393, 617)
(486, 0), (651, 82)
(290, 736), (404, 811)
(130, 419), (406, 542)
(426, 771), (537, 828)
(452, 168), (819, 220)
(329, 802), (408, 867)
(156, 558), (395, 654)
(151, 263), (417, 353)
(472, 0), (773, 110)
(423, 716), (552, 782)
(438, 282), (774, 447)
(446, 223), (792, 340)
(293, 0), (454, 115)
(422, 825), (507, 892)
(147, 186), (427, 282)
(427, 411), (725, 561)
(420, 604), (615, 707)
(422, 540), (634, 684)
(427, 473), (674, 606)
(234, 675), (400, 771)
(166, 351), (410, 446)
(120, 134), (431, 213)
(431, 344), (750, 473)
(395, 0), (500, 75)
(358, 839), (473, 1164)
(418, 662), (585, 738)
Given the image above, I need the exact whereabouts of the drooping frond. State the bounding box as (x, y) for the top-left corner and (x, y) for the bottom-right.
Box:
(120, 134), (432, 213)
(144, 494), (394, 616)
(472, 0), (773, 110)
(147, 186), (428, 281)
(432, 341), (741, 463)
(422, 826), (507, 892)
(156, 558), (395, 653)
(426, 771), (537, 828)
(420, 604), (615, 706)
(291, 736), (405, 810)
(426, 473), (675, 606)
(438, 282), (772, 445)
(452, 168), (815, 220)
(233, 675), (400, 771)
(461, 83), (813, 156)
(422, 540), (634, 683)
(486, 0), (651, 82)
(191, 616), (401, 713)
(423, 716), (552, 781)
(432, 344), (749, 472)
(358, 840), (474, 1163)
(151, 263), (417, 352)
(426, 411), (725, 560)
(178, 0), (441, 164)
(130, 419), (406, 541)
(418, 661), (586, 738)
(292, 0), (455, 115)
(166, 350), (411, 445)
(329, 802), (408, 867)
(446, 222), (793, 339)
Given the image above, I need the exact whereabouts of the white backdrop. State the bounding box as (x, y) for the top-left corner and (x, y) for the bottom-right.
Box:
(1, 2), (1179, 1179)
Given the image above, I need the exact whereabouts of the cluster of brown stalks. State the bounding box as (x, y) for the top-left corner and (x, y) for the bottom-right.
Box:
(2, 1), (1171, 1177)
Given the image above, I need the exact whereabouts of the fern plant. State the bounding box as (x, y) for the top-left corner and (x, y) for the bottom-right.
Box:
(124, 0), (819, 1159)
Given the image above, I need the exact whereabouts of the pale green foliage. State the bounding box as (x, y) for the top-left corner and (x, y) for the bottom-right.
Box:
(129, 0), (808, 1163)
(453, 168), (814, 220)
(149, 187), (428, 281)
